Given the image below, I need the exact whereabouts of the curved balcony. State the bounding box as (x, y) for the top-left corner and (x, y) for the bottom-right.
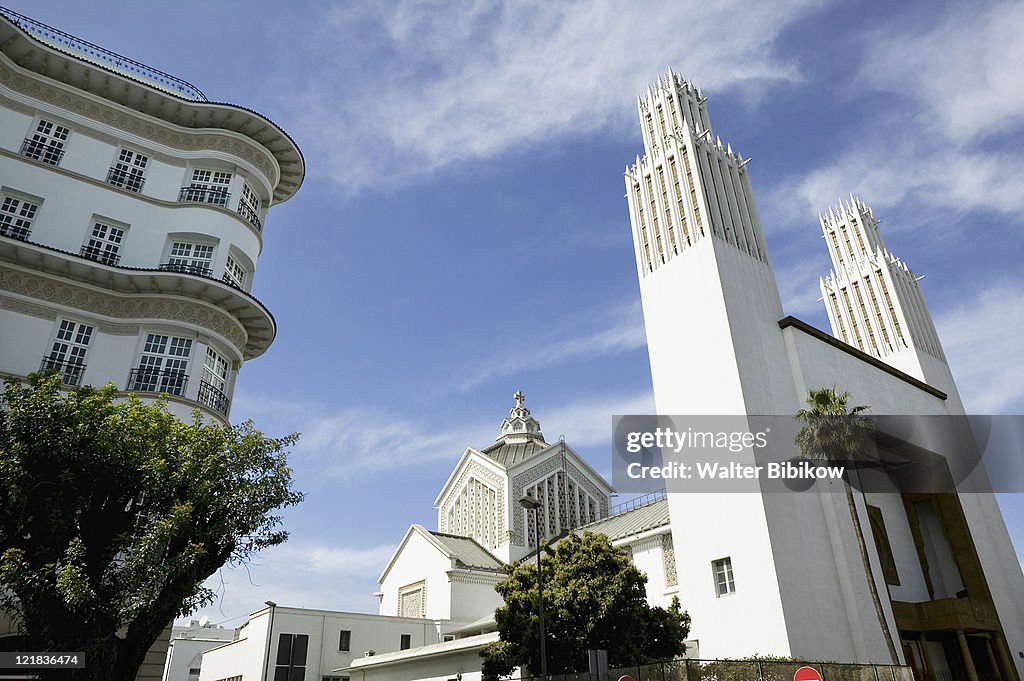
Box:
(0, 235), (276, 359)
(0, 11), (304, 202)
(178, 185), (230, 207)
(196, 380), (230, 416)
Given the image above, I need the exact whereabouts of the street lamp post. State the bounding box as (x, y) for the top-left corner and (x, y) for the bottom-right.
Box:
(519, 496), (547, 679)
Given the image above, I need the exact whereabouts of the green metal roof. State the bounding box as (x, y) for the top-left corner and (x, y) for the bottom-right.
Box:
(574, 497), (670, 542)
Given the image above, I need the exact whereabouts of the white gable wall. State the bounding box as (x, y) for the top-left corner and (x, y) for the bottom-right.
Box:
(379, 530), (453, 621)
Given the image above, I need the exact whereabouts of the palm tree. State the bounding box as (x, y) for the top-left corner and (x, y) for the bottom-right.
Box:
(795, 386), (898, 664)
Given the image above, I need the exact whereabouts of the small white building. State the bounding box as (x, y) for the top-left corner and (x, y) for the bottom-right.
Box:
(197, 606), (454, 681)
(162, 621), (234, 681)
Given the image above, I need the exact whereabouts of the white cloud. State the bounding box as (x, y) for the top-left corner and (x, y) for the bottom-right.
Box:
(775, 260), (827, 319)
(935, 281), (1024, 414)
(289, 0), (823, 193)
(774, 1), (1024, 227)
(455, 300), (648, 391)
(231, 393), (494, 479)
(541, 390), (655, 448)
(180, 541), (396, 625)
(860, 2), (1024, 142)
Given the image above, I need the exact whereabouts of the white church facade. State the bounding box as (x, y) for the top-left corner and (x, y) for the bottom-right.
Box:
(626, 70), (1024, 681)
(190, 70), (1024, 681)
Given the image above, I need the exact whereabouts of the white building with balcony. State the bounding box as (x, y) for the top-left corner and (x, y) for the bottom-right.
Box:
(0, 7), (304, 680)
(0, 6), (303, 425)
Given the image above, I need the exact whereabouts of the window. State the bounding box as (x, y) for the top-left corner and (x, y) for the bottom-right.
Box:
(442, 635), (455, 642)
(21, 119), (69, 165)
(338, 629), (351, 652)
(198, 346), (230, 415)
(80, 221), (125, 266)
(107, 149), (148, 193)
(867, 505), (900, 586)
(41, 320), (93, 386)
(712, 557), (735, 596)
(162, 241), (215, 277)
(180, 168), (231, 206)
(223, 254), (246, 289)
(275, 633), (308, 681)
(129, 333), (192, 396)
(400, 634), (411, 650)
(238, 181), (262, 229)
(0, 194), (39, 240)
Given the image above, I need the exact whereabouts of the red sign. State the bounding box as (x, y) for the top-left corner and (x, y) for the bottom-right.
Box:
(617, 676), (636, 681)
(795, 666), (823, 681)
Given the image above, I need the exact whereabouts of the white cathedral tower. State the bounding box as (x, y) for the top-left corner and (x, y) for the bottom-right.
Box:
(819, 196), (950, 391)
(625, 69), (1024, 680)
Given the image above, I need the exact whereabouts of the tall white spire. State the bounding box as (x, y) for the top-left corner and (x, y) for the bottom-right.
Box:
(819, 196), (946, 369)
(624, 70), (766, 276)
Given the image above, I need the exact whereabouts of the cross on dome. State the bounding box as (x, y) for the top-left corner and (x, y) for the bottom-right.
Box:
(497, 389), (545, 444)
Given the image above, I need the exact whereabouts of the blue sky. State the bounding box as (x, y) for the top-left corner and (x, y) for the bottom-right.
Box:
(14, 0), (1024, 627)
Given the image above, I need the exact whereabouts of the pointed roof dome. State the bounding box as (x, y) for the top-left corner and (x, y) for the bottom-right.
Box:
(498, 390), (545, 444)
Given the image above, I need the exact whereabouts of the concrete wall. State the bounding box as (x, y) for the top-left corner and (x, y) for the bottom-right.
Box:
(161, 625), (234, 681)
(379, 531), (454, 621)
(619, 530), (677, 608)
(198, 608), (444, 681)
(345, 633), (499, 681)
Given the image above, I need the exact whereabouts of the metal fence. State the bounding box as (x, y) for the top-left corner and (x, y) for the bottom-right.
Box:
(509, 658), (916, 681)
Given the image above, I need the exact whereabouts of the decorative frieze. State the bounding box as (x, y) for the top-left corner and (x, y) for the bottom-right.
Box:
(0, 294), (57, 320)
(0, 266), (247, 353)
(662, 532), (678, 587)
(0, 61), (277, 184)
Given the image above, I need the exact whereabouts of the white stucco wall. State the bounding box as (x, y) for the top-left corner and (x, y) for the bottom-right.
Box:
(344, 632), (499, 681)
(379, 531), (454, 621)
(198, 607), (444, 681)
(621, 530), (676, 608)
(162, 632), (233, 681)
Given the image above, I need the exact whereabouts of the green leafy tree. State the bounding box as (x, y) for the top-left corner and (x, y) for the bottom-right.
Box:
(794, 385), (897, 664)
(0, 374), (303, 681)
(481, 531), (690, 678)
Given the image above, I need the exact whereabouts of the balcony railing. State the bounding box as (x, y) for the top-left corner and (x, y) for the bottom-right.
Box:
(79, 243), (121, 266)
(126, 367), (188, 396)
(0, 220), (31, 240)
(237, 202), (262, 231)
(106, 166), (145, 193)
(197, 380), (230, 416)
(178, 185), (230, 207)
(20, 137), (65, 166)
(0, 7), (208, 101)
(158, 261), (213, 277)
(39, 356), (86, 386)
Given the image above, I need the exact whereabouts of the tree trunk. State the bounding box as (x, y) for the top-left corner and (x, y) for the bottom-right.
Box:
(844, 477), (899, 664)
